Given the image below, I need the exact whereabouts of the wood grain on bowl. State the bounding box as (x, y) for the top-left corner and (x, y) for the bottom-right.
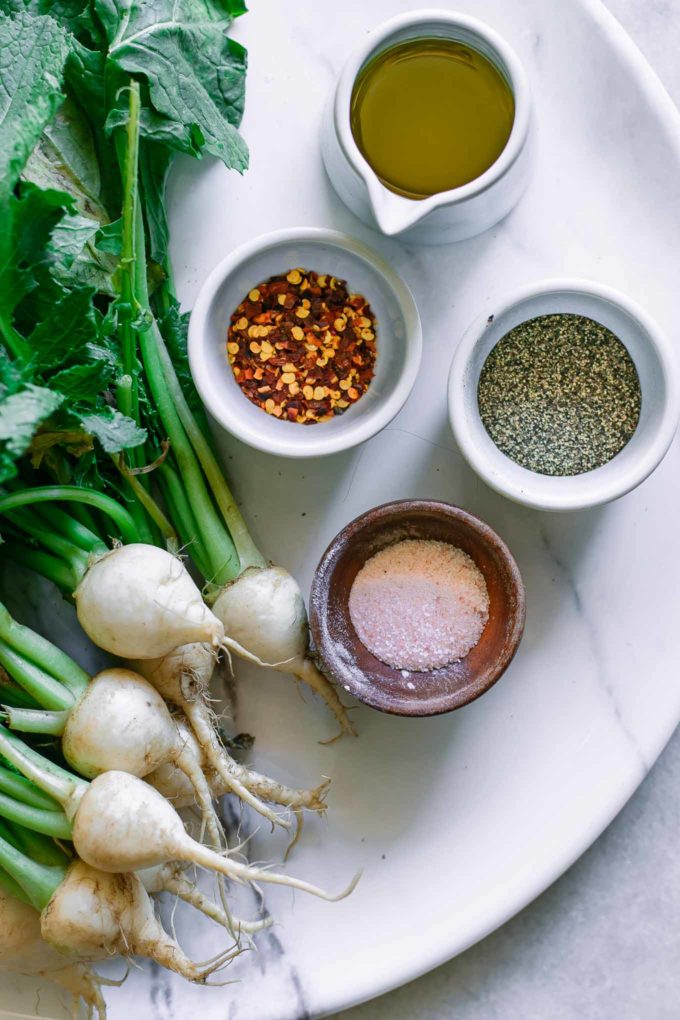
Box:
(309, 500), (525, 716)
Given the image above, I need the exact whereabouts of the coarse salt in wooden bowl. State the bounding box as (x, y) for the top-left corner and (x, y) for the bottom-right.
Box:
(308, 499), (526, 717)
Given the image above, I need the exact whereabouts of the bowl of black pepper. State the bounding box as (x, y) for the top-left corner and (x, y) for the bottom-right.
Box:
(448, 279), (679, 511)
(188, 228), (422, 458)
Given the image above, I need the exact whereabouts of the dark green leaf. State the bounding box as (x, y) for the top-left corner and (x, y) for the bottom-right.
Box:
(96, 0), (249, 170)
(94, 218), (122, 256)
(139, 142), (172, 265)
(0, 10), (69, 191)
(49, 361), (112, 400)
(0, 184), (71, 336)
(23, 96), (106, 220)
(78, 406), (146, 453)
(27, 286), (98, 370)
(0, 384), (65, 481)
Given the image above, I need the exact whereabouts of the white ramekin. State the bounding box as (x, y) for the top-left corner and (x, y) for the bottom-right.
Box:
(188, 228), (422, 458)
(448, 279), (679, 511)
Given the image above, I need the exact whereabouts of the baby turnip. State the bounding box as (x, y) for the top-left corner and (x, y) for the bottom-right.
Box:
(72, 771), (359, 902)
(41, 859), (238, 983)
(61, 668), (226, 849)
(74, 545), (257, 664)
(212, 567), (355, 737)
(0, 885), (108, 1018)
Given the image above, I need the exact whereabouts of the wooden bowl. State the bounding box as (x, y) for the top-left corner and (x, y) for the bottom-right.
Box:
(309, 500), (525, 717)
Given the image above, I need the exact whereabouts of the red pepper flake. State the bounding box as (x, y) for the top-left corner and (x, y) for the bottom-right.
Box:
(226, 268), (377, 424)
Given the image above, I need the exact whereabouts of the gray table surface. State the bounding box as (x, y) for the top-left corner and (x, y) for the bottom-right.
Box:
(332, 3), (680, 1019)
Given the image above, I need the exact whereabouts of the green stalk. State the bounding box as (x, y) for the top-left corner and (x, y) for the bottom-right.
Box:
(5, 508), (91, 580)
(132, 248), (239, 581)
(114, 376), (157, 546)
(0, 763), (60, 811)
(26, 503), (105, 555)
(158, 462), (212, 579)
(2, 707), (68, 736)
(5, 820), (70, 867)
(0, 487), (141, 548)
(118, 83), (142, 429)
(3, 543), (78, 594)
(0, 862), (33, 906)
(153, 330), (266, 572)
(0, 789), (72, 840)
(112, 452), (177, 548)
(0, 725), (87, 812)
(0, 603), (89, 699)
(0, 640), (75, 712)
(0, 829), (64, 910)
(0, 678), (40, 711)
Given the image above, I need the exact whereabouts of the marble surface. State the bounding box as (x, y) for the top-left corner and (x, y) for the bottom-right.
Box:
(333, 6), (680, 1020)
(2, 3), (680, 1020)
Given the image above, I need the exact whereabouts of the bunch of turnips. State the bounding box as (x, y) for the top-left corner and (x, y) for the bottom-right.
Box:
(0, 2), (356, 1015)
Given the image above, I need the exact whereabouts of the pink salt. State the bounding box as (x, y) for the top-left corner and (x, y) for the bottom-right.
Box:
(348, 539), (489, 671)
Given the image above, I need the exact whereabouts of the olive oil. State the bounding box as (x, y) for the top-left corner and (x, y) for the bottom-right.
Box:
(350, 38), (515, 200)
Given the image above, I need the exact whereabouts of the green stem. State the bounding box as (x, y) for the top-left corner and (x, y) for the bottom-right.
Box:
(5, 820), (70, 867)
(0, 640), (75, 712)
(111, 453), (177, 549)
(0, 678), (40, 711)
(0, 602), (89, 699)
(0, 789), (72, 840)
(0, 763), (60, 811)
(2, 543), (77, 594)
(0, 725), (87, 812)
(136, 272), (239, 582)
(5, 508), (91, 579)
(0, 829), (64, 910)
(0, 317), (29, 363)
(31, 503), (105, 555)
(0, 487), (141, 548)
(0, 862), (33, 906)
(119, 83), (141, 427)
(153, 330), (266, 572)
(115, 376), (156, 546)
(2, 706), (69, 736)
(158, 462), (212, 579)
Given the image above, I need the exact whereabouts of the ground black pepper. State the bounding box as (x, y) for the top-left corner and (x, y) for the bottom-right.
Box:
(477, 313), (641, 476)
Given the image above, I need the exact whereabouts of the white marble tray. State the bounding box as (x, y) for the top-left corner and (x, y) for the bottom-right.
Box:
(4, 0), (680, 1017)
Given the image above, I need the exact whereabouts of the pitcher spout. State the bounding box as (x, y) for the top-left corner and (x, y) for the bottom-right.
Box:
(365, 176), (433, 237)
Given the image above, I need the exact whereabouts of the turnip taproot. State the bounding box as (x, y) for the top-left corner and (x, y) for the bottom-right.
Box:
(139, 862), (272, 937)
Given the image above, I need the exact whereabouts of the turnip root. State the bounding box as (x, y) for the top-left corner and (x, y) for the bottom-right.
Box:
(74, 545), (255, 662)
(146, 719), (330, 815)
(61, 668), (225, 852)
(212, 567), (355, 737)
(41, 859), (237, 983)
(133, 649), (304, 830)
(73, 771), (359, 902)
(139, 862), (272, 937)
(0, 885), (108, 1018)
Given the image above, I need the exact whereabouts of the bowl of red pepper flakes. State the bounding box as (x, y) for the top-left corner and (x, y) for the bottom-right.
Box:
(227, 268), (377, 424)
(188, 228), (422, 458)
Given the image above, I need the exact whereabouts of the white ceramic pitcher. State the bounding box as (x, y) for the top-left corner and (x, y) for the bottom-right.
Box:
(321, 9), (533, 245)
